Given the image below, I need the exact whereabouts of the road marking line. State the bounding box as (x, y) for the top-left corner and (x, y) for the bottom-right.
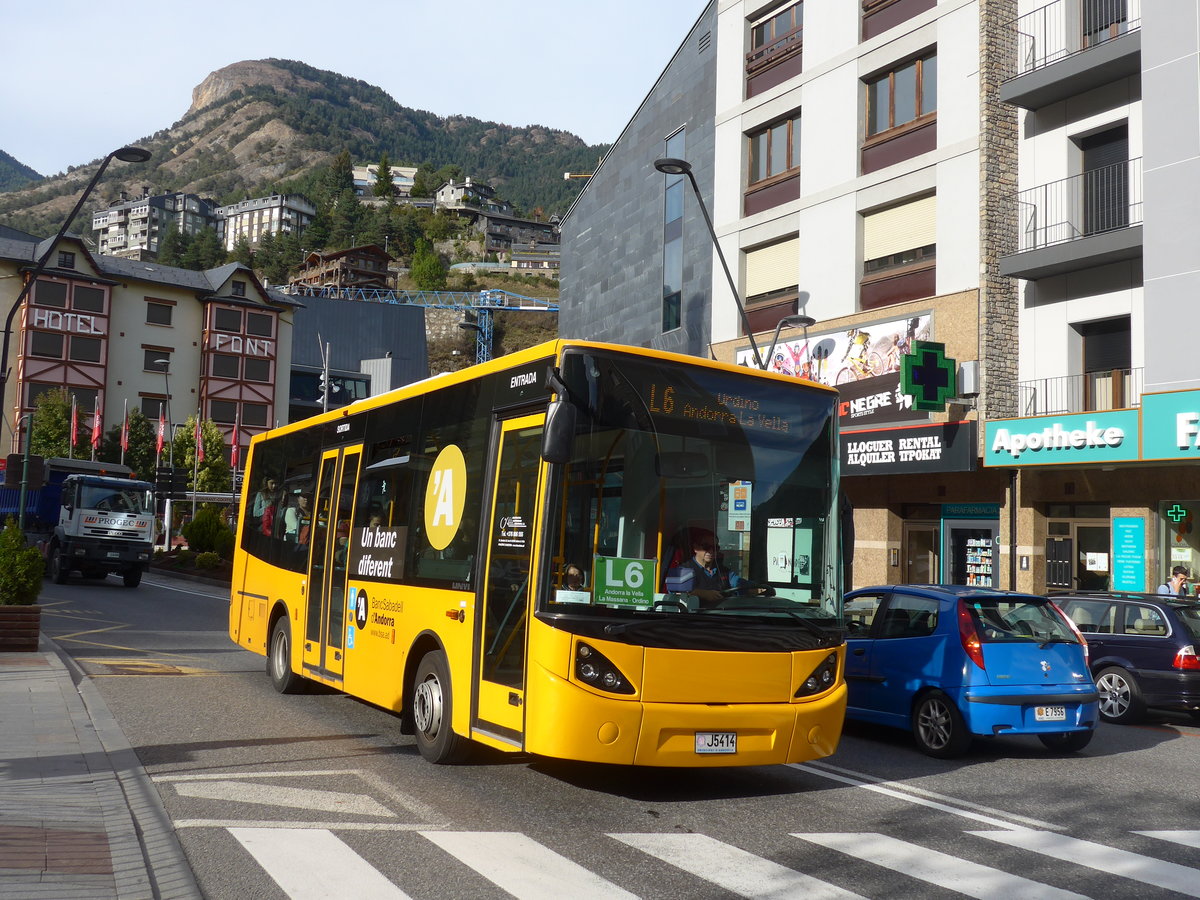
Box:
(156, 769), (361, 781)
(612, 832), (863, 899)
(801, 761), (1062, 830)
(421, 831), (635, 899)
(970, 830), (1200, 896)
(797, 832), (1085, 900)
(789, 764), (1056, 831)
(1135, 830), (1200, 849)
(230, 827), (409, 899)
(178, 820), (436, 830)
(174, 780), (396, 817)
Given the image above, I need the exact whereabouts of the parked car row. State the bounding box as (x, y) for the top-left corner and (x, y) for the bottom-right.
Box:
(841, 584), (1200, 759)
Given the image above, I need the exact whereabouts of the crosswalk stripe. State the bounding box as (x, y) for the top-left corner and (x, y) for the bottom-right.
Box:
(969, 829), (1200, 897)
(795, 832), (1086, 900)
(611, 832), (864, 899)
(420, 831), (636, 899)
(176, 780), (397, 817)
(1135, 830), (1200, 850)
(229, 827), (409, 899)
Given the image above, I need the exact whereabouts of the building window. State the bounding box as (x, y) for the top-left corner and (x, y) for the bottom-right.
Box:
(231, 280), (247, 297)
(69, 336), (102, 363)
(244, 358), (271, 382)
(242, 403), (269, 427)
(140, 398), (166, 419)
(144, 352), (169, 372)
(751, 1), (803, 54)
(1078, 317), (1133, 410)
(867, 53), (936, 138)
(146, 302), (173, 326)
(214, 308), (242, 332)
(861, 195), (937, 310)
(744, 238), (801, 335)
(748, 114), (801, 187)
(662, 130), (685, 334)
(246, 312), (273, 337)
(212, 354), (240, 378)
(30, 332), (64, 359)
(32, 280), (67, 308)
(862, 0), (937, 41)
(746, 1), (804, 96)
(73, 286), (104, 312)
(57, 251), (76, 269)
(210, 400), (238, 424)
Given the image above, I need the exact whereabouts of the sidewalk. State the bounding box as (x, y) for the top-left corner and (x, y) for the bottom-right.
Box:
(0, 636), (202, 900)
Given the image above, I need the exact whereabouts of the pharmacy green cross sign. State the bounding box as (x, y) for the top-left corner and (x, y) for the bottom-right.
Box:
(901, 341), (958, 412)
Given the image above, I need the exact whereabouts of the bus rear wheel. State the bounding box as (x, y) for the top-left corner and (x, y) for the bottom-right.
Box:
(412, 650), (470, 764)
(268, 618), (304, 694)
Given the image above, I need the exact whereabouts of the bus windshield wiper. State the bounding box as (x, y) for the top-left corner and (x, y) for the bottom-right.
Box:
(717, 606), (833, 640)
(603, 616), (717, 635)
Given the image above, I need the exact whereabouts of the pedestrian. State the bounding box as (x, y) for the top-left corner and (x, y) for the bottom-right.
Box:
(1157, 565), (1189, 596)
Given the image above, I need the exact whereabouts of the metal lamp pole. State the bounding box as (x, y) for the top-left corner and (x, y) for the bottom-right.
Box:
(1, 147), (151, 442)
(653, 157), (764, 369)
(765, 314), (817, 372)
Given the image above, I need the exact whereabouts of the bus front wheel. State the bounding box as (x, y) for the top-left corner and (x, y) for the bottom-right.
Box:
(268, 618), (304, 694)
(412, 651), (471, 764)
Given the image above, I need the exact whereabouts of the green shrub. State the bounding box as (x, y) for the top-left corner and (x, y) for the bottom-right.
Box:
(182, 506), (228, 553)
(176, 549), (196, 567)
(0, 518), (44, 606)
(195, 552), (221, 570)
(214, 528), (235, 560)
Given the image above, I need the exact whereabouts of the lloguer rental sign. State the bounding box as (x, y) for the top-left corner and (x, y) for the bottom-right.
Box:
(984, 410), (1140, 466)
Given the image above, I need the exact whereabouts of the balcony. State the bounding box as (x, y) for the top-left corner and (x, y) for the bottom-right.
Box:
(745, 26), (802, 98)
(1000, 0), (1141, 109)
(1000, 158), (1142, 279)
(1018, 367), (1142, 416)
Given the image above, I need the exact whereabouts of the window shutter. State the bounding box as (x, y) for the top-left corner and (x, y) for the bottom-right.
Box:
(864, 195), (936, 261)
(745, 237), (799, 298)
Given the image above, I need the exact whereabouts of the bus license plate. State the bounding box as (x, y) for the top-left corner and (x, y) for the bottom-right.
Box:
(1035, 705), (1066, 721)
(107, 552), (120, 559)
(695, 732), (737, 754)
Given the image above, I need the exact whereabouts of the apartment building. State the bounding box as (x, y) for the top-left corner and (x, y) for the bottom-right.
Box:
(562, 0), (1020, 589)
(91, 191), (219, 259)
(215, 193), (316, 252)
(986, 0), (1200, 592)
(353, 163), (418, 198)
(0, 233), (297, 461)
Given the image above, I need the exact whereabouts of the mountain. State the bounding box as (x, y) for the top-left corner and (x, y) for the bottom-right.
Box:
(0, 59), (605, 235)
(0, 149), (40, 192)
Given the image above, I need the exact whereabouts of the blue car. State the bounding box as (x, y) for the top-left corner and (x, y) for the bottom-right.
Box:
(843, 585), (1099, 758)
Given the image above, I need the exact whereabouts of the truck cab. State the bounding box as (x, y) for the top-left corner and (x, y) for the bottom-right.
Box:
(47, 474), (155, 587)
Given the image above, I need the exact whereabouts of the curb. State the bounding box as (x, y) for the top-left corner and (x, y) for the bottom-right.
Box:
(47, 636), (204, 900)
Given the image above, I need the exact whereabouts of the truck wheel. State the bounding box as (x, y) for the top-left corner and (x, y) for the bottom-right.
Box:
(49, 546), (69, 584)
(123, 568), (142, 588)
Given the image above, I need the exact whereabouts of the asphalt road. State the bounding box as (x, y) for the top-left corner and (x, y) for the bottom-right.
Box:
(37, 573), (1200, 899)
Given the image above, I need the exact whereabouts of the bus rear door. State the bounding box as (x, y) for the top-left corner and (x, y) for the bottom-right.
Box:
(474, 414), (545, 746)
(302, 445), (361, 683)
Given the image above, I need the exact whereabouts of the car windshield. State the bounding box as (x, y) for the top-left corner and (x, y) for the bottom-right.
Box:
(540, 350), (841, 633)
(1171, 603), (1200, 640)
(965, 595), (1078, 643)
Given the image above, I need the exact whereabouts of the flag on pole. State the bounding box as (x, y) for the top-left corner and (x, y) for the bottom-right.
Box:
(156, 403), (165, 457)
(230, 419), (240, 469)
(70, 397), (78, 452)
(120, 400), (129, 454)
(91, 405), (102, 451)
(195, 415), (204, 463)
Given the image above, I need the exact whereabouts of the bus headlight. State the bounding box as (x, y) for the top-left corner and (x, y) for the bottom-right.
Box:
(795, 652), (839, 698)
(575, 643), (635, 695)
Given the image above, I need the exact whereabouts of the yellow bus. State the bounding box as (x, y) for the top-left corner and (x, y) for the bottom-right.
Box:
(230, 340), (847, 766)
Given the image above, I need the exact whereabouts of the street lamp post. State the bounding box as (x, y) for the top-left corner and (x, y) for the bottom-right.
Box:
(153, 358), (174, 550)
(765, 314), (817, 372)
(1, 146), (151, 444)
(653, 157), (764, 369)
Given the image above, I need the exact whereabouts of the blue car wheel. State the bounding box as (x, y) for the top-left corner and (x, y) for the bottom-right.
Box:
(912, 690), (971, 758)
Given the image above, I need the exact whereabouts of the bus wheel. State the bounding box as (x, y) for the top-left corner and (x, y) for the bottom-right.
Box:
(268, 618), (304, 694)
(413, 651), (470, 764)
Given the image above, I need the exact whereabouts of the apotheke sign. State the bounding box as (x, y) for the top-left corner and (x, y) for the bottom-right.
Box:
(983, 409), (1140, 467)
(1141, 389), (1200, 460)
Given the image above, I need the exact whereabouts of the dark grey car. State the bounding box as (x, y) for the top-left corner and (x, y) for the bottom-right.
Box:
(1052, 591), (1200, 724)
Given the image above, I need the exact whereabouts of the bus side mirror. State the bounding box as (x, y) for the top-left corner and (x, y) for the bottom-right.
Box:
(542, 400), (577, 464)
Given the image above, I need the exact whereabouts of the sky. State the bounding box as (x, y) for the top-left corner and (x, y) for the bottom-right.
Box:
(2, 0), (707, 177)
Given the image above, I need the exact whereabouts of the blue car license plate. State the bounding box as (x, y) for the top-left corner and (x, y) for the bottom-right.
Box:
(695, 732), (737, 754)
(1034, 705), (1066, 721)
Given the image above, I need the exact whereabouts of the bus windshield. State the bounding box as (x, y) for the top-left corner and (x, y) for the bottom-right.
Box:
(542, 349), (841, 629)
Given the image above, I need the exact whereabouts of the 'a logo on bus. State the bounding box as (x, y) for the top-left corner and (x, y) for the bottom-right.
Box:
(510, 372), (537, 389)
(355, 590), (369, 630)
(424, 444), (467, 551)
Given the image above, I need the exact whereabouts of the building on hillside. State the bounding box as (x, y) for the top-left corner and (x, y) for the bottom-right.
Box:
(509, 246), (560, 276)
(353, 163), (417, 198)
(435, 178), (508, 213)
(91, 190), (218, 259)
(215, 193), (316, 252)
(561, 0), (1023, 591)
(0, 233), (297, 463)
(288, 245), (394, 292)
(475, 212), (559, 259)
(987, 2), (1200, 591)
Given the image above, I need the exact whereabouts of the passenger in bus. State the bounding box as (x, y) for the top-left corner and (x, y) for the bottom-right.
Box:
(253, 478), (281, 533)
(564, 563), (585, 590)
(284, 494), (313, 543)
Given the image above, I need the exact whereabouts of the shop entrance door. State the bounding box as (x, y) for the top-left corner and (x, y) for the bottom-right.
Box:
(1047, 519), (1110, 590)
(943, 519), (999, 587)
(903, 523), (939, 583)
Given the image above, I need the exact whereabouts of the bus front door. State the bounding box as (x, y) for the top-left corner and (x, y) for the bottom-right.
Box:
(301, 446), (361, 683)
(475, 415), (545, 744)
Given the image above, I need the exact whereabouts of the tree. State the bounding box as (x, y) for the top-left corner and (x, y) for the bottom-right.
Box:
(373, 152), (395, 200)
(27, 388), (73, 460)
(172, 415), (233, 493)
(228, 235), (254, 267)
(182, 228), (225, 270)
(99, 410), (157, 481)
(410, 239), (446, 290)
(327, 189), (366, 249)
(157, 223), (185, 267)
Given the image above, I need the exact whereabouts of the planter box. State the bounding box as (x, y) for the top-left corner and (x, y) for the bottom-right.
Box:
(0, 605), (41, 652)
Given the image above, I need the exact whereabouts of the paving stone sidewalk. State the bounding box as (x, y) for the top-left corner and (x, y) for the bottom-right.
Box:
(0, 638), (202, 899)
